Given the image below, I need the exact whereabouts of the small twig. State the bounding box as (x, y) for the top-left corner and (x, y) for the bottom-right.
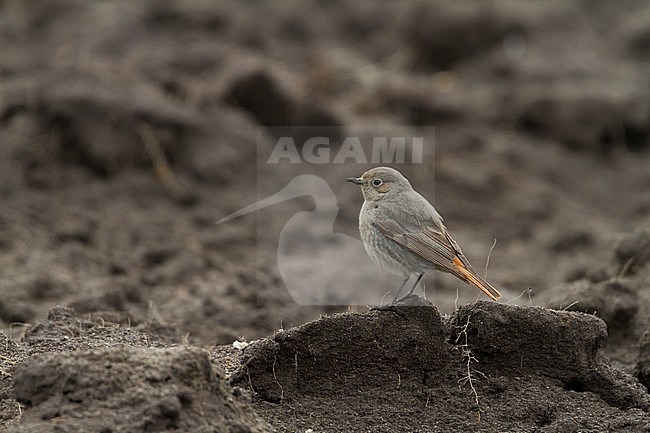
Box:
(380, 289), (391, 306)
(506, 288), (532, 305)
(619, 257), (634, 277)
(562, 300), (580, 311)
(247, 370), (255, 394)
(272, 357), (284, 404)
(137, 122), (194, 204)
(138, 122), (172, 178)
(484, 239), (497, 279)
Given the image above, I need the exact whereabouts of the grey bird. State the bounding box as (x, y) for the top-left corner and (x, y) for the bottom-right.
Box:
(347, 166), (501, 304)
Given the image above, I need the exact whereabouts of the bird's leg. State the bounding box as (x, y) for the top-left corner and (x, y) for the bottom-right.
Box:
(388, 276), (410, 306)
(372, 275), (423, 312)
(388, 273), (425, 306)
(405, 273), (424, 297)
(371, 277), (410, 312)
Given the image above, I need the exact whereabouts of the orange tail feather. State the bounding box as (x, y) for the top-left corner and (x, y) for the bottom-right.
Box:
(453, 257), (501, 301)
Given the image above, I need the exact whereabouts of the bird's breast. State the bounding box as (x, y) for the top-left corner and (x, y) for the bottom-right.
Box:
(358, 200), (429, 277)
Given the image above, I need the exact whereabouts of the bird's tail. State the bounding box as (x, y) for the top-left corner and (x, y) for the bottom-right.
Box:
(453, 257), (501, 301)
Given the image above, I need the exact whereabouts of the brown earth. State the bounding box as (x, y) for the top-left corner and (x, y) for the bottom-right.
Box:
(1, 0), (650, 432)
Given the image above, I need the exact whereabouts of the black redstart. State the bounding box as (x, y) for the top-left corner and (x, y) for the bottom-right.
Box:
(347, 166), (501, 304)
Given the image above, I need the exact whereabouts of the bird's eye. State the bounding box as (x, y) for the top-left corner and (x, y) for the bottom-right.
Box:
(372, 178), (383, 187)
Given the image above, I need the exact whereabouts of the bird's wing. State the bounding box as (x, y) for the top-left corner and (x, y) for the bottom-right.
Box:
(373, 219), (502, 300)
(373, 219), (460, 274)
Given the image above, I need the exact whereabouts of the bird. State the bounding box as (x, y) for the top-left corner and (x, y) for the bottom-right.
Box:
(347, 166), (501, 305)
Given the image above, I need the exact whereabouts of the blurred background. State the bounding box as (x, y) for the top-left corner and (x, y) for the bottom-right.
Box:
(1, 0), (649, 346)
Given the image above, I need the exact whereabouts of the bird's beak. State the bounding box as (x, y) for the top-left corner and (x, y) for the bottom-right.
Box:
(346, 177), (363, 185)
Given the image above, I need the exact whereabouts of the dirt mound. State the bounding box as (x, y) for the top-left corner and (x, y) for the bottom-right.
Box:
(402, 0), (524, 69)
(451, 302), (606, 381)
(543, 228), (650, 377)
(544, 279), (638, 335)
(616, 229), (650, 276)
(2, 307), (272, 432)
(231, 301), (650, 432)
(221, 66), (342, 137)
(452, 302), (650, 412)
(22, 306), (175, 354)
(232, 297), (452, 403)
(1, 68), (199, 176)
(13, 346), (272, 433)
(514, 89), (650, 153)
(0, 334), (26, 427)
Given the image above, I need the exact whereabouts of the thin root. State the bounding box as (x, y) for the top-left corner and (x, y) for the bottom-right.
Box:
(454, 314), (483, 417)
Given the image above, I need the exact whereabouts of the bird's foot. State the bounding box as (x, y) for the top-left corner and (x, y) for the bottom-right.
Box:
(370, 304), (409, 318)
(371, 294), (432, 311)
(395, 293), (421, 304)
(371, 294), (423, 312)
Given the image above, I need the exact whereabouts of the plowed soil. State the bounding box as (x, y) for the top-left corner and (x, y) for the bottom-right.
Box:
(1, 1), (649, 432)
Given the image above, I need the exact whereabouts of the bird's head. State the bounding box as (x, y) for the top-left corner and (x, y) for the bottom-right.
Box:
(346, 166), (413, 202)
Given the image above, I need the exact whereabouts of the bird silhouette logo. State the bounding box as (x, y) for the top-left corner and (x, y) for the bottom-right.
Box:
(217, 175), (408, 305)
